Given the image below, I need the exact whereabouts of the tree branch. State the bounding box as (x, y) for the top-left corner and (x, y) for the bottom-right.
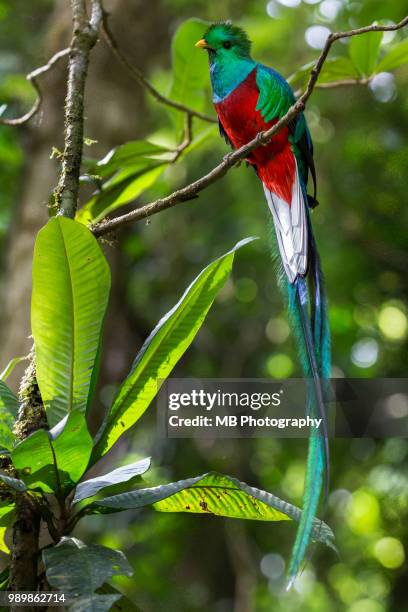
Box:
(101, 10), (216, 124)
(91, 15), (408, 238)
(53, 0), (103, 218)
(9, 494), (41, 609)
(0, 48), (70, 127)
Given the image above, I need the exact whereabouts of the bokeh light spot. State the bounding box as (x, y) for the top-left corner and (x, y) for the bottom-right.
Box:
(369, 72), (396, 103)
(348, 599), (385, 612)
(378, 304), (407, 341)
(234, 277), (258, 303)
(276, 0), (301, 7)
(260, 553), (285, 579)
(265, 353), (294, 377)
(305, 25), (331, 49)
(351, 338), (379, 368)
(347, 490), (380, 534)
(265, 317), (290, 343)
(374, 537), (405, 569)
(319, 0), (342, 21)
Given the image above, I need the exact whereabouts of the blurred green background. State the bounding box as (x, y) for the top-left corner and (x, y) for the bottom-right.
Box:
(0, 0), (407, 610)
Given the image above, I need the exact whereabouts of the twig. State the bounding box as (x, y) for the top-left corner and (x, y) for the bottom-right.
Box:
(101, 10), (216, 124)
(91, 15), (408, 237)
(54, 0), (103, 218)
(172, 113), (194, 162)
(316, 77), (370, 89)
(0, 48), (70, 127)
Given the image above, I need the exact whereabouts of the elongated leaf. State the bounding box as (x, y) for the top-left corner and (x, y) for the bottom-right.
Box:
(32, 217), (111, 426)
(76, 164), (165, 226)
(73, 457), (151, 503)
(0, 505), (15, 526)
(288, 57), (360, 87)
(92, 140), (172, 178)
(0, 507), (14, 555)
(349, 30), (383, 77)
(12, 411), (92, 493)
(97, 583), (142, 612)
(169, 18), (211, 135)
(92, 237), (256, 462)
(377, 38), (408, 72)
(0, 567), (9, 590)
(0, 472), (26, 492)
(0, 356), (27, 381)
(43, 537), (133, 608)
(67, 594), (121, 612)
(91, 472), (335, 549)
(0, 380), (18, 451)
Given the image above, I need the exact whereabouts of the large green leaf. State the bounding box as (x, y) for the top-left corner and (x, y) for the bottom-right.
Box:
(91, 238), (256, 462)
(96, 583), (142, 612)
(43, 537), (133, 612)
(169, 18), (211, 135)
(73, 457), (151, 503)
(90, 472), (335, 549)
(349, 30), (383, 77)
(76, 164), (165, 226)
(377, 38), (408, 72)
(31, 217), (111, 426)
(288, 57), (360, 87)
(12, 411), (92, 493)
(90, 140), (172, 179)
(0, 380), (18, 451)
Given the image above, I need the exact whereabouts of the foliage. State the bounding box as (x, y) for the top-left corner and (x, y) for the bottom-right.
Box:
(0, 214), (320, 603)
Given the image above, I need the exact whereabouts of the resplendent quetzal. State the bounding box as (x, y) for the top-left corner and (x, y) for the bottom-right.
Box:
(196, 22), (331, 587)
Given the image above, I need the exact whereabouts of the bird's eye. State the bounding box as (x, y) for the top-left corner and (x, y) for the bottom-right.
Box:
(223, 41), (232, 49)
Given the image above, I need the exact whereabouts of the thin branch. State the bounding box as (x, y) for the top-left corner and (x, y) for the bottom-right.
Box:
(54, 0), (103, 218)
(172, 113), (194, 162)
(316, 77), (370, 89)
(101, 10), (216, 124)
(92, 15), (408, 237)
(0, 48), (70, 127)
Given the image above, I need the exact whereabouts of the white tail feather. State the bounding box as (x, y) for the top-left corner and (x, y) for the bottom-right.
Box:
(263, 159), (308, 284)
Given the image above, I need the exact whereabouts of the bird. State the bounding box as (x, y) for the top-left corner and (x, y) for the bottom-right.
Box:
(196, 21), (331, 587)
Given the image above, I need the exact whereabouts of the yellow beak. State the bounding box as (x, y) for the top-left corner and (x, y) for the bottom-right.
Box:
(195, 38), (209, 49)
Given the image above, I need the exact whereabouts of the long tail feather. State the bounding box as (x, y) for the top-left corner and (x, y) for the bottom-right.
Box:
(268, 213), (331, 586)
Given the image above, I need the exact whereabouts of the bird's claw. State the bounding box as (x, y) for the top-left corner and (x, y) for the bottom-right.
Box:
(223, 152), (242, 167)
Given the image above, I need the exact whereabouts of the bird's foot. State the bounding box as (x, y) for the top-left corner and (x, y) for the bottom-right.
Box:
(223, 152), (242, 167)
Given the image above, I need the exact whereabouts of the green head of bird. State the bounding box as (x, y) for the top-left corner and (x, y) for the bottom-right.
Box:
(195, 21), (252, 61)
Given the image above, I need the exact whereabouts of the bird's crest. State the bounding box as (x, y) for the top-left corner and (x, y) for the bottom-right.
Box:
(204, 21), (252, 55)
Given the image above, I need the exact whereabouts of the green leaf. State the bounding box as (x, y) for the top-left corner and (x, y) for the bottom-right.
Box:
(377, 38), (408, 72)
(32, 217), (111, 427)
(96, 583), (142, 612)
(91, 237), (256, 462)
(0, 380), (18, 451)
(169, 18), (211, 135)
(67, 594), (121, 612)
(349, 30), (383, 77)
(91, 472), (335, 549)
(0, 472), (26, 492)
(12, 411), (92, 493)
(91, 140), (172, 178)
(76, 164), (165, 226)
(73, 457), (151, 503)
(0, 567), (9, 590)
(288, 57), (360, 87)
(43, 537), (133, 608)
(0, 505), (15, 527)
(0, 356), (27, 382)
